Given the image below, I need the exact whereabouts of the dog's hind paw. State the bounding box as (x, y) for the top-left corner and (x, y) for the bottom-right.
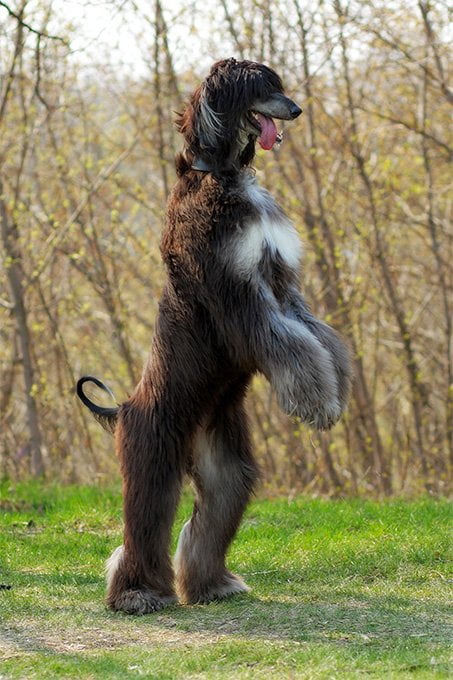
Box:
(179, 571), (250, 605)
(109, 589), (177, 615)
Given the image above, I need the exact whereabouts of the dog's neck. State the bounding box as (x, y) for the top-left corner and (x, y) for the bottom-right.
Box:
(189, 126), (257, 174)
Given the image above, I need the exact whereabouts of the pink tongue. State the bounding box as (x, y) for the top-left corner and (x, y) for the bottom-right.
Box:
(255, 112), (278, 150)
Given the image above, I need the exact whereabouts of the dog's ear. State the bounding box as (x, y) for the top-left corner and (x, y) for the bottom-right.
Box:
(196, 83), (225, 149)
(176, 85), (223, 151)
(176, 82), (228, 163)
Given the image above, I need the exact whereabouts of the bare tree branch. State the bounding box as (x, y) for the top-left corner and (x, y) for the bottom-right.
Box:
(0, 1), (69, 45)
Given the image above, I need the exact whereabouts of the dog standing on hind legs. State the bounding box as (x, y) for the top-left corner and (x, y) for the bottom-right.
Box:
(77, 58), (352, 615)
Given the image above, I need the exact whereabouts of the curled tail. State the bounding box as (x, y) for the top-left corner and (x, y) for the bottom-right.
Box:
(76, 375), (119, 433)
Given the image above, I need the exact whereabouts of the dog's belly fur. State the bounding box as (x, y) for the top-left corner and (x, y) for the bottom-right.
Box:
(229, 176), (302, 280)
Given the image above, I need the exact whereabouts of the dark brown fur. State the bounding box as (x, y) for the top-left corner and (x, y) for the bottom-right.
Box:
(77, 59), (351, 614)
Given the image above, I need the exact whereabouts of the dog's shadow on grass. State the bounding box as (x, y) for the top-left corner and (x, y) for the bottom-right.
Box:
(2, 590), (450, 680)
(4, 568), (450, 649)
(149, 590), (451, 645)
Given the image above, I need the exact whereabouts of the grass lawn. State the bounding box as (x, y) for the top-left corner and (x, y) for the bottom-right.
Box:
(0, 482), (451, 678)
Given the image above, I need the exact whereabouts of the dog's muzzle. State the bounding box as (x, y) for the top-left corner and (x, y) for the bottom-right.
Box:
(253, 93), (302, 121)
(249, 93), (302, 150)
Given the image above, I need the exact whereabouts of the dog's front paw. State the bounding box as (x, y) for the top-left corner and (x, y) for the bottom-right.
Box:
(278, 391), (342, 430)
(274, 365), (343, 430)
(305, 319), (352, 412)
(309, 397), (342, 431)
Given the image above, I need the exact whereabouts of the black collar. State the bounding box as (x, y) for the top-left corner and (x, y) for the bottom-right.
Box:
(191, 157), (213, 172)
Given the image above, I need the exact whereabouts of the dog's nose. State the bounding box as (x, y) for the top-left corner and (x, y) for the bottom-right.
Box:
(290, 103), (303, 119)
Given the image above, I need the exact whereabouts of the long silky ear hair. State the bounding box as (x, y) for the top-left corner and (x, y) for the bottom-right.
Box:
(197, 83), (225, 148)
(175, 84), (229, 174)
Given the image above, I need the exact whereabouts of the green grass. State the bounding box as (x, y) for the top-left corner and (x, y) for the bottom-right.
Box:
(0, 482), (451, 678)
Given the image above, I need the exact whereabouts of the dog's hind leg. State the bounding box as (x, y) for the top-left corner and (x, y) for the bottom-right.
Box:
(175, 382), (259, 604)
(106, 394), (186, 614)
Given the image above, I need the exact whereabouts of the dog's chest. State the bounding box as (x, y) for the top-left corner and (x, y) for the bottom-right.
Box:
(230, 180), (302, 278)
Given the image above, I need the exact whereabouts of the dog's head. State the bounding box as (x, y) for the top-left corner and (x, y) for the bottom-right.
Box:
(176, 58), (302, 175)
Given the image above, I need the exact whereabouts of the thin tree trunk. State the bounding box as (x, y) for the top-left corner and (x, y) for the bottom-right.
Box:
(0, 184), (44, 476)
(334, 0), (431, 489)
(154, 0), (169, 198)
(420, 33), (453, 471)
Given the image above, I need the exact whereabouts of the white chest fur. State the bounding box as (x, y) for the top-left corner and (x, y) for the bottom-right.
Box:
(229, 177), (302, 278)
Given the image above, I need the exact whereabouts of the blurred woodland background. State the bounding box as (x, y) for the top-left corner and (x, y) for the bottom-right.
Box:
(0, 0), (451, 495)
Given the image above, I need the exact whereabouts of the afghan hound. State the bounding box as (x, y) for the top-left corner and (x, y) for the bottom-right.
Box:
(77, 58), (351, 615)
